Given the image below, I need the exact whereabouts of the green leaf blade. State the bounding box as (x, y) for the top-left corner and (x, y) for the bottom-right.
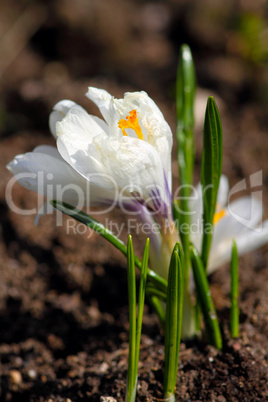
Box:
(135, 238), (149, 375)
(126, 235), (137, 400)
(175, 44), (196, 285)
(164, 243), (184, 399)
(230, 240), (239, 338)
(176, 44), (196, 131)
(201, 97), (223, 271)
(190, 244), (222, 350)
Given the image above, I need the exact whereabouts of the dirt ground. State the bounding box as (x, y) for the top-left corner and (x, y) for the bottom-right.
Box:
(0, 1), (267, 400)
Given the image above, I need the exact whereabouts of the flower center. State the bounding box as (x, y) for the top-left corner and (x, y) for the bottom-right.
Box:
(213, 207), (226, 224)
(118, 110), (144, 140)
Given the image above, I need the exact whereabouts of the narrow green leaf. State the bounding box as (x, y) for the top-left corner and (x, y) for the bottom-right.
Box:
(201, 97), (223, 271)
(173, 244), (184, 372)
(126, 235), (136, 401)
(176, 44), (196, 142)
(145, 283), (167, 302)
(230, 240), (239, 338)
(147, 294), (165, 329)
(176, 44), (196, 285)
(135, 238), (149, 376)
(50, 200), (167, 292)
(164, 243), (184, 400)
(190, 244), (222, 350)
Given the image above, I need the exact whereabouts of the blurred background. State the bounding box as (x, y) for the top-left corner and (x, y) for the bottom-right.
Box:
(1, 0), (268, 132)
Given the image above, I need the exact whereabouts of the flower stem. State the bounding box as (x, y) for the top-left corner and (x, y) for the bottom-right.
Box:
(135, 238), (149, 374)
(190, 244), (222, 350)
(164, 243), (184, 400)
(126, 236), (149, 402)
(126, 236), (137, 401)
(230, 240), (239, 338)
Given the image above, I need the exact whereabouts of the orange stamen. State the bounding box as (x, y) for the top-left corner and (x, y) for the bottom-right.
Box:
(118, 110), (144, 140)
(213, 208), (226, 224)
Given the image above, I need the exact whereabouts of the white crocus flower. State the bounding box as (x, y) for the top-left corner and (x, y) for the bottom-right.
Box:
(7, 88), (173, 223)
(55, 87), (173, 218)
(190, 175), (268, 273)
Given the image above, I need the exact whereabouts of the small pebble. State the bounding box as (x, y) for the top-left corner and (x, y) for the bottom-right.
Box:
(233, 342), (241, 351)
(14, 357), (23, 366)
(100, 397), (117, 402)
(41, 375), (47, 383)
(9, 370), (22, 385)
(88, 305), (101, 320)
(28, 369), (37, 379)
(99, 362), (109, 374)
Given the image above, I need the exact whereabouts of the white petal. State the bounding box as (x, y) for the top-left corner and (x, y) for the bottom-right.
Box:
(190, 175), (229, 230)
(56, 107), (107, 143)
(236, 220), (268, 255)
(49, 100), (85, 138)
(86, 87), (114, 126)
(7, 149), (114, 209)
(208, 238), (233, 273)
(189, 182), (202, 225)
(33, 145), (62, 160)
(213, 196), (262, 246)
(189, 183), (203, 251)
(208, 221), (268, 273)
(217, 174), (229, 209)
(7, 150), (83, 197)
(227, 195), (262, 229)
(57, 111), (109, 187)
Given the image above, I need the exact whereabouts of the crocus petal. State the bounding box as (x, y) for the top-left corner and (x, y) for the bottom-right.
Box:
(33, 145), (63, 160)
(235, 219), (268, 255)
(217, 174), (229, 209)
(208, 196), (264, 272)
(6, 146), (115, 210)
(208, 220), (268, 273)
(49, 100), (86, 138)
(190, 175), (229, 229)
(56, 107), (111, 182)
(190, 175), (267, 273)
(56, 109), (110, 187)
(189, 182), (202, 225)
(86, 87), (114, 126)
(7, 148), (87, 202)
(56, 107), (108, 145)
(213, 196), (262, 245)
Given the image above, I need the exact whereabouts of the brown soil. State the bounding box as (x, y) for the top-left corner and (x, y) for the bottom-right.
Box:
(0, 1), (267, 401)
